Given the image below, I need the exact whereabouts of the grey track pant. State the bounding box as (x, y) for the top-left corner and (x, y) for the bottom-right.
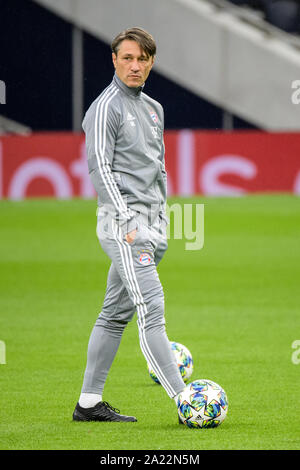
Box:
(81, 211), (185, 398)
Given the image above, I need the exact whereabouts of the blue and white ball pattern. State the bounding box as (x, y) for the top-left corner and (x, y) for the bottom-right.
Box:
(177, 379), (229, 428)
(148, 341), (194, 385)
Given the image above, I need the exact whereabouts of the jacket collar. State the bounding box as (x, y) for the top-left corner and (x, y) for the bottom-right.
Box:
(113, 73), (144, 97)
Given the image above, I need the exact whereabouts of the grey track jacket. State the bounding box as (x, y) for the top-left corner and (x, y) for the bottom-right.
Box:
(82, 73), (168, 235)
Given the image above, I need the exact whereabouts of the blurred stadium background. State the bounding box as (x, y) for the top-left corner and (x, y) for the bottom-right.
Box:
(1, 0), (300, 197)
(1, 0), (300, 451)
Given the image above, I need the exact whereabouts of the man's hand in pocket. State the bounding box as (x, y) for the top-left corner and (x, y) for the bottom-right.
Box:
(125, 228), (137, 244)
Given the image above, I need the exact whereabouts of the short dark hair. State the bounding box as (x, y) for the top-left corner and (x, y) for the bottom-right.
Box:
(111, 27), (156, 58)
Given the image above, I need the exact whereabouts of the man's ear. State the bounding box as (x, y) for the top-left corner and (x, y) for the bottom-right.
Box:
(112, 52), (117, 69)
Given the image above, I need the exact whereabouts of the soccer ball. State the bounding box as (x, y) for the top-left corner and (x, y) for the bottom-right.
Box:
(177, 379), (228, 428)
(148, 341), (194, 384)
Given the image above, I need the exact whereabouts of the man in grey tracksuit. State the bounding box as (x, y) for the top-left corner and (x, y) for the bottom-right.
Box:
(73, 27), (185, 423)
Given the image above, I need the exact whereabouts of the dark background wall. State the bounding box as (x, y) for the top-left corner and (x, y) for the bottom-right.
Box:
(0, 0), (256, 131)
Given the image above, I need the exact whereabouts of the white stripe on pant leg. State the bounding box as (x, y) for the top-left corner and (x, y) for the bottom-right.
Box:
(123, 242), (176, 397)
(111, 221), (174, 396)
(111, 222), (139, 307)
(111, 221), (145, 328)
(111, 221), (175, 397)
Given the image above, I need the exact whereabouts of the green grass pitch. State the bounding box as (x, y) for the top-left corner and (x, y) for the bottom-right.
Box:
(0, 194), (300, 450)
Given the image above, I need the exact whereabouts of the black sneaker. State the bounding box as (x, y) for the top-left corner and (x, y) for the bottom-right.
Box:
(72, 401), (137, 422)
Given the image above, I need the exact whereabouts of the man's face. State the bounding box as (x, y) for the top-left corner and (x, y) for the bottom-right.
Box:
(112, 39), (154, 88)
